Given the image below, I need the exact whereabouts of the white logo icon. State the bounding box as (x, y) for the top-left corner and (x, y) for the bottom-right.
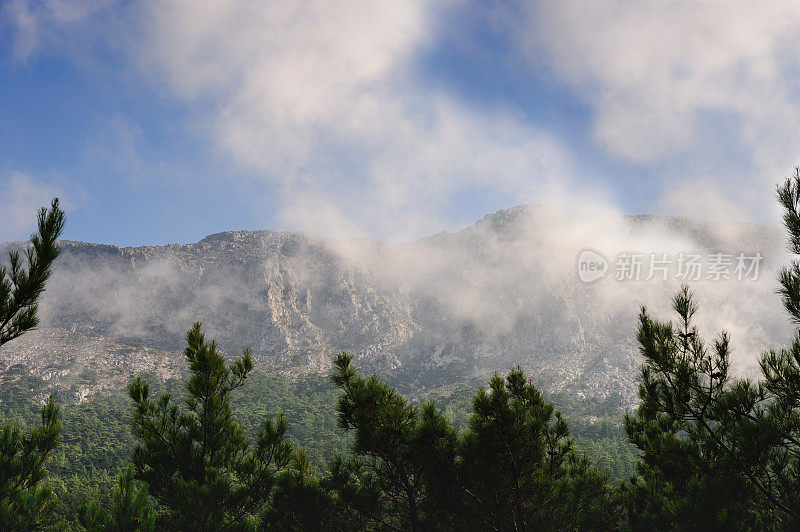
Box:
(578, 250), (608, 283)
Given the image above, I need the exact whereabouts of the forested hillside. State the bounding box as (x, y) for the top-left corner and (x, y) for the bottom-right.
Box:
(5, 177), (800, 529)
(1, 367), (635, 529)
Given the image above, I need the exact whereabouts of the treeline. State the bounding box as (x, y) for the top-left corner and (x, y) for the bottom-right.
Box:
(0, 370), (351, 527)
(5, 170), (800, 529)
(1, 368), (633, 529)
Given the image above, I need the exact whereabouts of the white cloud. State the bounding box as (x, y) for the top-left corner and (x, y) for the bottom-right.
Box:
(133, 0), (594, 240)
(2, 0), (111, 62)
(3, 0), (38, 61)
(527, 1), (800, 160)
(519, 1), (800, 221)
(0, 172), (72, 241)
(137, 0), (429, 169)
(5, 0), (797, 379)
(10, 0), (795, 235)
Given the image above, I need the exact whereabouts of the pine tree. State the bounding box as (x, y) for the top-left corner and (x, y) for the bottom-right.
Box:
(459, 367), (617, 530)
(0, 198), (65, 346)
(330, 352), (436, 530)
(128, 323), (294, 530)
(623, 168), (800, 529)
(0, 397), (61, 530)
(0, 198), (64, 531)
(320, 455), (387, 530)
(80, 465), (156, 532)
(259, 449), (337, 530)
(330, 354), (616, 531)
(622, 288), (768, 529)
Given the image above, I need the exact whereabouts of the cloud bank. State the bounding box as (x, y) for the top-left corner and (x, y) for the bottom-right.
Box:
(131, 0), (603, 240)
(7, 1), (800, 238)
(525, 0), (800, 221)
(0, 172), (74, 242)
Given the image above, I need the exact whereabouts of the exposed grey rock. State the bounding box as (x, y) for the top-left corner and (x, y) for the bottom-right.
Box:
(0, 205), (790, 405)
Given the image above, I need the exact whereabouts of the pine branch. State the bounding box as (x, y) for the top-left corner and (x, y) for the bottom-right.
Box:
(0, 198), (65, 347)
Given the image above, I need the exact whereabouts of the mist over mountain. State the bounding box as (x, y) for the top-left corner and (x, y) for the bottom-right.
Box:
(0, 205), (792, 405)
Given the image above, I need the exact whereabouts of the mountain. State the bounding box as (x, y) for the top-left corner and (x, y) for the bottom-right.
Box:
(0, 205), (791, 405)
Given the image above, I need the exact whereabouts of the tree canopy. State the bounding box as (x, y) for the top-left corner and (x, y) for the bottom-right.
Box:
(0, 198), (64, 531)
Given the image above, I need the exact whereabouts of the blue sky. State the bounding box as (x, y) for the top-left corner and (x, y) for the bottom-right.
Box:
(2, 1), (800, 246)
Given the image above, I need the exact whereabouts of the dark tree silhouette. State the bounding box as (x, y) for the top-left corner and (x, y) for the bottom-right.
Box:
(0, 199), (65, 530)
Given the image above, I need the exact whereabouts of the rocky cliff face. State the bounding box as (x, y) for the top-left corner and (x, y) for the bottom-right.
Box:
(0, 206), (791, 404)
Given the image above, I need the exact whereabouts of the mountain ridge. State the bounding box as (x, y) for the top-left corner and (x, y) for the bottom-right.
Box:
(0, 205), (790, 405)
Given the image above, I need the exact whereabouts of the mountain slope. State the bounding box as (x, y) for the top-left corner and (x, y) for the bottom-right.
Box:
(0, 205), (790, 404)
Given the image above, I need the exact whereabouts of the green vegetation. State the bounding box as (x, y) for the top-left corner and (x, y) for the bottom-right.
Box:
(429, 383), (637, 481)
(0, 198), (65, 346)
(618, 169), (800, 529)
(124, 323), (294, 529)
(1, 369), (354, 528)
(2, 364), (633, 529)
(10, 172), (800, 529)
(0, 199), (64, 531)
(0, 396), (61, 530)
